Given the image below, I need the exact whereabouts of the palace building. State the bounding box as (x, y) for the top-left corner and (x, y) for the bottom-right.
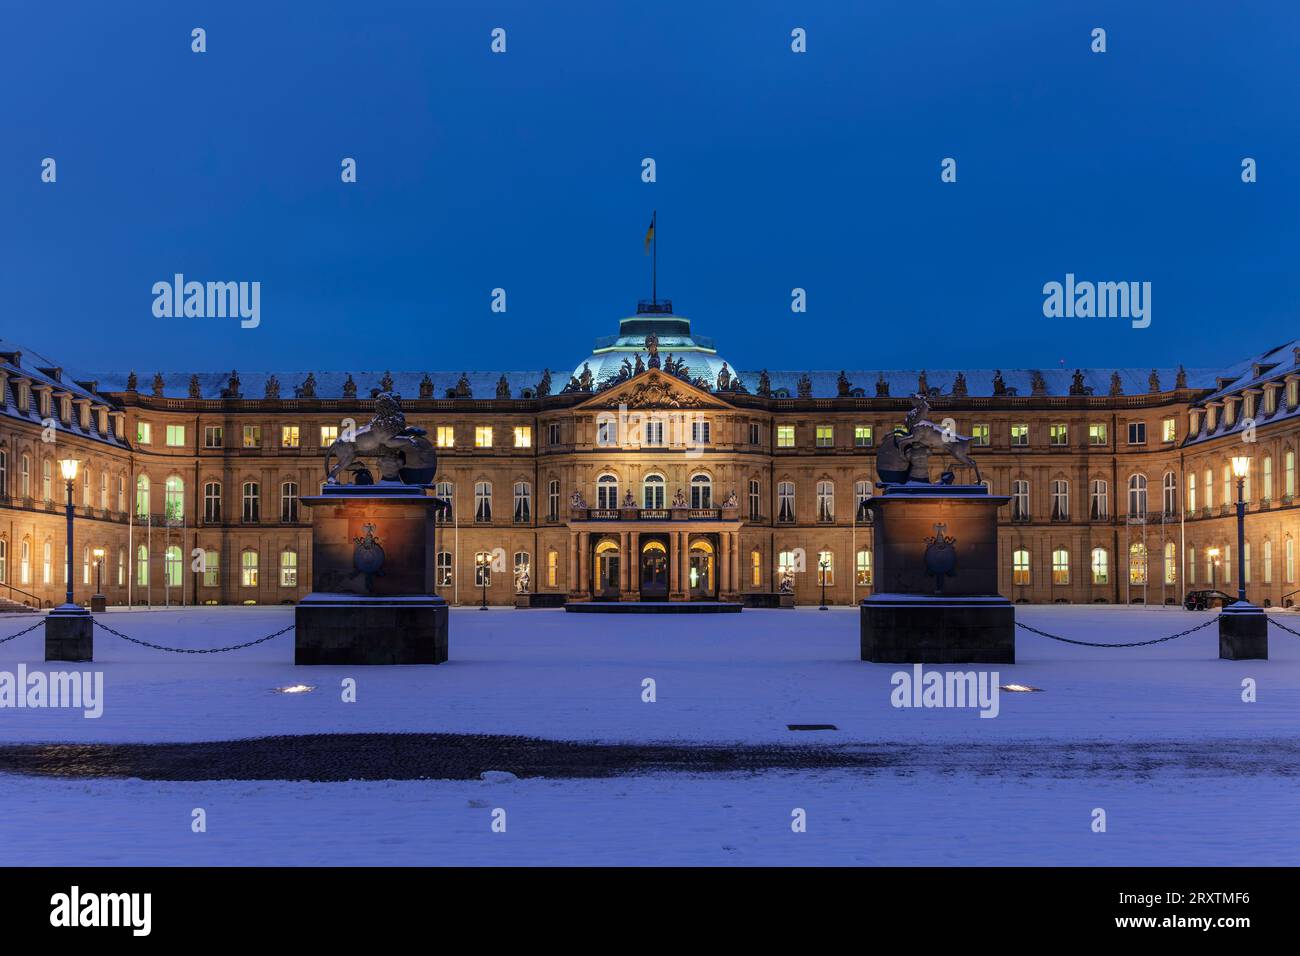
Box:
(3, 304), (1300, 609)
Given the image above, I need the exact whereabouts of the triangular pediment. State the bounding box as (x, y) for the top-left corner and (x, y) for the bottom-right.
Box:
(576, 369), (731, 411)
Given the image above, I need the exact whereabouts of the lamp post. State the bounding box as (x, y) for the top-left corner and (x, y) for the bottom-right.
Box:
(1218, 455), (1267, 659)
(1207, 546), (1220, 596)
(477, 552), (489, 610)
(91, 546), (106, 612)
(45, 458), (92, 661)
(818, 556), (829, 610)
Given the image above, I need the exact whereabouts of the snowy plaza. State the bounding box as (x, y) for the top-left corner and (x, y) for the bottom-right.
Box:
(2, 604), (1297, 867)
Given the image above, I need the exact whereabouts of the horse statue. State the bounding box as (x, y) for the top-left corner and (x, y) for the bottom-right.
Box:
(876, 393), (981, 485)
(324, 392), (440, 486)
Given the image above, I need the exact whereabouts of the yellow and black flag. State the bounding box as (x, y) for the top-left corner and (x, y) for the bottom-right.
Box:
(644, 211), (656, 255)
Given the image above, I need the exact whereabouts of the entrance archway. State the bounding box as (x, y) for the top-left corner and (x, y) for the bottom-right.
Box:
(688, 538), (715, 599)
(639, 537), (668, 599)
(593, 537), (620, 599)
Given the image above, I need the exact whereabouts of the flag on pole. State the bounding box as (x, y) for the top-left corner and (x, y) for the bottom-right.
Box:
(644, 212), (655, 255)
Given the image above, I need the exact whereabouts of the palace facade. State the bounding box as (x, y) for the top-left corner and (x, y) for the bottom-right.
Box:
(3, 304), (1300, 609)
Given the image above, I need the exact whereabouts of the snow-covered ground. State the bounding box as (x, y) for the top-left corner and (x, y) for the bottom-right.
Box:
(2, 605), (1298, 865)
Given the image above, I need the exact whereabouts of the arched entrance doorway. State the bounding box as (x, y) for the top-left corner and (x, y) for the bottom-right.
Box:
(688, 537), (715, 599)
(639, 537), (669, 599)
(593, 537), (620, 599)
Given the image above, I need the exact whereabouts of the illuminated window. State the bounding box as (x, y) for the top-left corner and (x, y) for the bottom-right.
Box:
(777, 425), (795, 448)
(242, 425), (260, 449)
(1049, 424), (1068, 446)
(1012, 549), (1030, 585)
(1051, 549), (1069, 585)
(137, 422), (152, 444)
(320, 425), (339, 446)
(1011, 424), (1029, 446)
(1162, 418), (1176, 442)
(475, 426), (493, 448)
(1091, 548), (1108, 585)
(280, 426), (300, 448)
(1088, 423), (1107, 446)
(165, 546), (183, 587)
(436, 426), (454, 448)
(854, 425), (873, 448)
(547, 550), (558, 588)
(816, 551), (833, 586)
(203, 550), (219, 587)
(856, 549), (873, 586)
(751, 550), (762, 587)
(970, 424), (989, 446)
(1129, 543), (1148, 585)
(815, 425), (834, 448)
(281, 550), (298, 586)
(241, 550), (259, 587)
(513, 426), (532, 448)
(166, 424), (185, 447)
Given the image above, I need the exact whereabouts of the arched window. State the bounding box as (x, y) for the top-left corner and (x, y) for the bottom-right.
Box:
(117, 475), (126, 513)
(165, 476), (185, 523)
(1091, 547), (1109, 585)
(280, 481), (299, 523)
(1187, 546), (1196, 585)
(1203, 468), (1214, 509)
(20, 538), (31, 584)
(596, 474), (619, 510)
(42, 459), (51, 502)
(1287, 451), (1296, 498)
(100, 470), (109, 509)
(1127, 474), (1148, 516)
(816, 480), (834, 522)
(0, 449), (8, 498)
(513, 551), (531, 592)
(690, 473), (712, 509)
(1222, 463), (1232, 508)
(1187, 471), (1197, 512)
(82, 469), (91, 507)
(42, 540), (52, 584)
(1051, 548), (1069, 585)
(642, 473), (665, 509)
(1263, 456), (1274, 500)
(136, 544), (149, 585)
(1130, 542), (1148, 585)
(241, 481), (260, 523)
(1264, 539), (1273, 583)
(856, 549), (873, 586)
(1050, 480), (1069, 521)
(1012, 549), (1030, 585)
(204, 482), (221, 522)
(854, 480), (872, 522)
(1164, 541), (1177, 585)
(20, 454), (30, 498)
(280, 549), (298, 586)
(1012, 480), (1029, 520)
(474, 551), (492, 587)
(165, 545), (182, 587)
(751, 549), (762, 587)
(474, 481), (492, 522)
(1090, 479), (1108, 520)
(135, 474), (150, 517)
(437, 551), (453, 588)
(203, 549), (219, 587)
(117, 546), (125, 586)
(241, 550), (259, 587)
(777, 481), (795, 522)
(1162, 472), (1177, 515)
(513, 481), (532, 522)
(82, 545), (90, 585)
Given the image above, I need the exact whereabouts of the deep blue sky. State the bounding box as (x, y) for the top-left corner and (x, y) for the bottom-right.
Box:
(2, 0), (1298, 375)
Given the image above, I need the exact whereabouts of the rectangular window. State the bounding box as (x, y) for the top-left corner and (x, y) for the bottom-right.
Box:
(1127, 422), (1146, 445)
(281, 425), (300, 448)
(436, 426), (454, 448)
(165, 424), (185, 447)
(970, 424), (989, 447)
(854, 425), (873, 448)
(777, 425), (795, 448)
(690, 419), (711, 445)
(204, 425), (223, 448)
(242, 425), (261, 449)
(475, 426), (493, 448)
(202, 550), (219, 587)
(320, 425), (339, 446)
(645, 420), (664, 446)
(748, 423), (761, 445)
(815, 425), (834, 448)
(547, 423), (561, 445)
(513, 426), (532, 448)
(280, 551), (298, 587)
(1049, 424), (1068, 446)
(1088, 423), (1107, 446)
(1161, 418), (1176, 442)
(1011, 424), (1029, 446)
(137, 422), (152, 444)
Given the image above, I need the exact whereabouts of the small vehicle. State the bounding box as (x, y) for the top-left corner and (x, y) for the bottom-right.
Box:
(1184, 589), (1233, 611)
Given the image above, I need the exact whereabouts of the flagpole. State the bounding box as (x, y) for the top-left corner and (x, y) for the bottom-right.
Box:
(652, 209), (657, 304)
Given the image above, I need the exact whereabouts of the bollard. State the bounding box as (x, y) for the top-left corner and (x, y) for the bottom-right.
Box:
(1218, 601), (1267, 660)
(45, 606), (93, 662)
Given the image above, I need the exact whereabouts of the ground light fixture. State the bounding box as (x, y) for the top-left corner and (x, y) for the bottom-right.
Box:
(999, 684), (1044, 692)
(273, 684), (315, 694)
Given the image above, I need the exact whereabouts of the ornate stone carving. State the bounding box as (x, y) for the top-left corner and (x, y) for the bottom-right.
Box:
(875, 373), (889, 397)
(152, 373), (165, 397)
(536, 369), (552, 397)
(594, 372), (710, 409)
(188, 375), (201, 399)
(951, 372), (967, 398)
(797, 374), (812, 399)
(1148, 369), (1161, 393)
(324, 392), (438, 485)
(1030, 371), (1047, 396)
(1109, 371), (1123, 396)
(342, 374), (357, 399)
(757, 370), (772, 397)
(300, 372), (317, 398)
(418, 374), (433, 399)
(264, 375), (280, 400)
(991, 370), (1006, 397)
(837, 371), (852, 397)
(126, 371), (138, 391)
(496, 375), (511, 399)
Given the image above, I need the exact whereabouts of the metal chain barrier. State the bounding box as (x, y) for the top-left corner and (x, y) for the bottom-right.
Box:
(1267, 616), (1300, 638)
(1015, 615), (1219, 648)
(93, 618), (294, 654)
(0, 619), (46, 645)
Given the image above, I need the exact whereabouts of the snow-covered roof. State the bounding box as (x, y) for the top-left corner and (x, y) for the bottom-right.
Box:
(0, 339), (128, 449)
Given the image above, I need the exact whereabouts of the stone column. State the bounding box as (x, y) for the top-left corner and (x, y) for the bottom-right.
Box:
(669, 530), (679, 594)
(577, 532), (589, 597)
(720, 532), (731, 594)
(677, 530), (688, 598)
(619, 531), (630, 593)
(568, 531), (578, 593)
(629, 530), (640, 598)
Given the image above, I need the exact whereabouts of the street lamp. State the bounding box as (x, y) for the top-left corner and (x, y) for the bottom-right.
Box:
(57, 458), (80, 609)
(91, 546), (106, 612)
(818, 556), (829, 610)
(1207, 546), (1220, 595)
(1231, 455), (1250, 603)
(477, 552), (489, 610)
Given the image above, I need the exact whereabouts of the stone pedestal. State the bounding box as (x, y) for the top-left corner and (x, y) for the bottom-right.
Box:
(1219, 601), (1267, 660)
(90, 594), (107, 613)
(46, 605), (93, 662)
(295, 483), (449, 665)
(860, 484), (1015, 663)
